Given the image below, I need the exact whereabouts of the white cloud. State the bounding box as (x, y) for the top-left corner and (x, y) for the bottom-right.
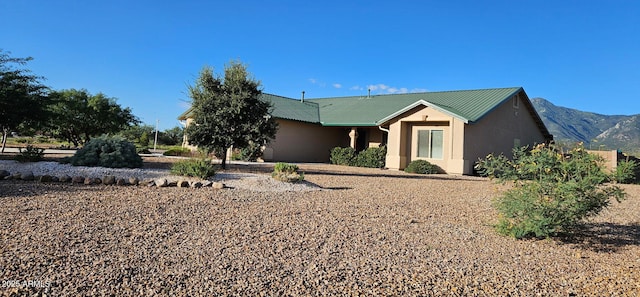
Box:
(332, 83), (342, 89)
(308, 78), (318, 84)
(363, 84), (428, 94)
(350, 85), (363, 91)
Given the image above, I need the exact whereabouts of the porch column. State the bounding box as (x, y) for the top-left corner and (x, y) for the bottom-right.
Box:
(348, 128), (358, 149)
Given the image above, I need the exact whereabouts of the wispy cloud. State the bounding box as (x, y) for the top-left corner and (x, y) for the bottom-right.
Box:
(332, 83), (342, 89)
(363, 84), (428, 94)
(308, 78), (326, 87)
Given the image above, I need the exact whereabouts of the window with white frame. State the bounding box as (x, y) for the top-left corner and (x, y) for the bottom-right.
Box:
(417, 129), (444, 159)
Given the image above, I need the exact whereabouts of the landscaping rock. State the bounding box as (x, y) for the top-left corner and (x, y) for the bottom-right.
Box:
(212, 182), (225, 189)
(20, 172), (34, 181)
(72, 176), (85, 184)
(116, 178), (129, 186)
(84, 177), (94, 185)
(59, 175), (72, 183)
(0, 170), (9, 179)
(178, 180), (190, 188)
(168, 181), (178, 187)
(139, 179), (154, 186)
(190, 181), (203, 188)
(155, 179), (168, 188)
(128, 177), (139, 186)
(4, 175), (13, 180)
(202, 181), (213, 187)
(103, 175), (116, 185)
(51, 176), (60, 182)
(93, 178), (102, 185)
(38, 175), (53, 183)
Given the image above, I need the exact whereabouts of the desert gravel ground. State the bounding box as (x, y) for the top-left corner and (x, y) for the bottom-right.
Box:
(0, 161), (639, 296)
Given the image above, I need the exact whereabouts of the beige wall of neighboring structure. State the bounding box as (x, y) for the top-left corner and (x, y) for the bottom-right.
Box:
(265, 119), (350, 163)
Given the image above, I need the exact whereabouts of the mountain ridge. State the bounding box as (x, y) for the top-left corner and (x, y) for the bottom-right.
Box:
(531, 98), (640, 152)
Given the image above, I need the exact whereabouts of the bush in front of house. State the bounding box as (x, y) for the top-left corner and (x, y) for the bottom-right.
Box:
(404, 159), (439, 174)
(15, 145), (45, 162)
(330, 147), (357, 166)
(614, 158), (638, 184)
(475, 143), (626, 239)
(272, 162), (304, 182)
(63, 135), (143, 168)
(163, 147), (192, 157)
(330, 146), (387, 168)
(170, 158), (216, 179)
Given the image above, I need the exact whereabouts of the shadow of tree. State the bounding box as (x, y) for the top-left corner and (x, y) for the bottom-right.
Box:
(556, 222), (640, 253)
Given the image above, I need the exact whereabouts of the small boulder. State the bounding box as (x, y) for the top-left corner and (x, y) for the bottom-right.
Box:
(72, 176), (85, 183)
(212, 182), (225, 189)
(59, 175), (72, 183)
(155, 179), (168, 187)
(4, 175), (13, 180)
(103, 175), (116, 185)
(178, 180), (190, 188)
(202, 181), (213, 187)
(21, 172), (35, 181)
(167, 181), (178, 187)
(51, 176), (60, 182)
(39, 175), (53, 182)
(0, 170), (10, 179)
(93, 178), (102, 185)
(139, 179), (154, 186)
(116, 178), (129, 186)
(190, 181), (203, 188)
(84, 177), (93, 185)
(128, 177), (139, 186)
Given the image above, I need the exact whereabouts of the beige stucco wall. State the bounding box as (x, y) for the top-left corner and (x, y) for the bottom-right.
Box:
(385, 105), (467, 174)
(463, 92), (547, 174)
(265, 119), (350, 163)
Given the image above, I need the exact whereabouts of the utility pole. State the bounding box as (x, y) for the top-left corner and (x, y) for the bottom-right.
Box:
(154, 119), (159, 153)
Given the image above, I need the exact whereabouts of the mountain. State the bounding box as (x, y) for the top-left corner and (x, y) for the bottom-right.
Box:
(531, 98), (640, 152)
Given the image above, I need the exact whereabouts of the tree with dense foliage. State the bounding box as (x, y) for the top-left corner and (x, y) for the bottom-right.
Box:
(0, 50), (49, 153)
(159, 126), (184, 146)
(185, 61), (278, 169)
(47, 89), (139, 147)
(476, 143), (626, 239)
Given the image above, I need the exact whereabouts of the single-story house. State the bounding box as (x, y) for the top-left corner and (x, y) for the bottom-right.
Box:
(178, 87), (552, 174)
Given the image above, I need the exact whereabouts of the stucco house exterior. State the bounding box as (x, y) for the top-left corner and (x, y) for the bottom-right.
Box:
(178, 87), (552, 175)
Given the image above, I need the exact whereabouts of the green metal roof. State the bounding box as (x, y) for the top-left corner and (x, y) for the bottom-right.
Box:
(177, 87), (551, 140)
(177, 93), (320, 123)
(261, 94), (320, 123)
(306, 87), (523, 126)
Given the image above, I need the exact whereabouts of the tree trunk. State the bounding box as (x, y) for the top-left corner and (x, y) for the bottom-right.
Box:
(220, 150), (227, 169)
(1, 128), (7, 154)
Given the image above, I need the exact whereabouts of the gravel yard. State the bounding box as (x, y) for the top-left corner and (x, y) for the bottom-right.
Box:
(0, 162), (639, 296)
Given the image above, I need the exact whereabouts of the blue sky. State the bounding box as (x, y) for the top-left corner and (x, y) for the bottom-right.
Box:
(1, 0), (638, 130)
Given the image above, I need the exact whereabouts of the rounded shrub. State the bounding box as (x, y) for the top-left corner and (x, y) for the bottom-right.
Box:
(476, 143), (626, 239)
(330, 147), (356, 166)
(163, 147), (192, 157)
(272, 162), (304, 182)
(170, 158), (216, 179)
(67, 135), (143, 168)
(404, 159), (438, 174)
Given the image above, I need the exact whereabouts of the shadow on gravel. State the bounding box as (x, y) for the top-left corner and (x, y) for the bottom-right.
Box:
(300, 169), (487, 182)
(0, 181), (108, 198)
(557, 222), (640, 253)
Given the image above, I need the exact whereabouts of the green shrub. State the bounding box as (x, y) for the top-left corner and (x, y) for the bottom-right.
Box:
(170, 158), (216, 179)
(66, 135), (143, 168)
(353, 146), (387, 168)
(476, 143), (626, 239)
(272, 162), (304, 182)
(330, 146), (387, 168)
(163, 147), (192, 157)
(614, 158), (638, 184)
(15, 145), (45, 162)
(404, 159), (439, 174)
(330, 147), (356, 166)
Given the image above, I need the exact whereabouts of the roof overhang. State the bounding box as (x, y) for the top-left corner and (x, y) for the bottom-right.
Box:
(375, 99), (469, 126)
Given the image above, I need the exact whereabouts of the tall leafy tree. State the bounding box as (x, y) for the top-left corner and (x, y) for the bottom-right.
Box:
(48, 89), (139, 147)
(186, 61), (278, 169)
(0, 50), (49, 153)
